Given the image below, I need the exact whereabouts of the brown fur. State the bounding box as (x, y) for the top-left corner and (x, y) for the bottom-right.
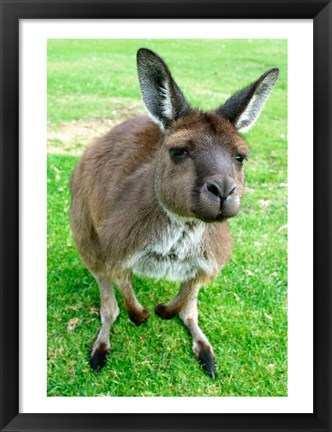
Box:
(70, 114), (243, 276)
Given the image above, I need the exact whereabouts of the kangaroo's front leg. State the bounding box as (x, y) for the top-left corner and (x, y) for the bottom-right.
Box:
(90, 273), (120, 371)
(155, 275), (216, 378)
(116, 276), (150, 326)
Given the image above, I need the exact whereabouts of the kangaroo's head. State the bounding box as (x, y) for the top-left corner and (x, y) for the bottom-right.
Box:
(137, 48), (279, 223)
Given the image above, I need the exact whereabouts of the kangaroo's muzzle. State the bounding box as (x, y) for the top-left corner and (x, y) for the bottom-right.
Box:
(196, 175), (240, 222)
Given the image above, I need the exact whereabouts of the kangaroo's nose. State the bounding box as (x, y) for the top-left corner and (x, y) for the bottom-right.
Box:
(205, 177), (236, 203)
(198, 175), (240, 221)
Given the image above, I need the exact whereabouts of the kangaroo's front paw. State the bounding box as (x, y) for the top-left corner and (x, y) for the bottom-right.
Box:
(90, 342), (111, 372)
(155, 303), (179, 320)
(128, 307), (150, 325)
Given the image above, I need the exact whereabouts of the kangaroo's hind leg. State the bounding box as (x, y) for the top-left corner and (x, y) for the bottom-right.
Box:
(90, 273), (120, 371)
(179, 285), (216, 379)
(155, 274), (216, 378)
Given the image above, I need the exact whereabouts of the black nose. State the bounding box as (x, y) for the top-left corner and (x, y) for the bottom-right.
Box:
(206, 178), (236, 202)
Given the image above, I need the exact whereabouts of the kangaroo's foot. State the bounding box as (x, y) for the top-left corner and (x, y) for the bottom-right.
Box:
(90, 342), (111, 372)
(89, 273), (119, 372)
(193, 339), (216, 379)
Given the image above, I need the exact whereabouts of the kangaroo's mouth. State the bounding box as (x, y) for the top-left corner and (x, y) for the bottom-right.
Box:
(191, 208), (229, 223)
(215, 214), (227, 223)
(191, 196), (240, 223)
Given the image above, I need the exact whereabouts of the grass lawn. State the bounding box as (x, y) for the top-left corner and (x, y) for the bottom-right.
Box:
(47, 39), (288, 397)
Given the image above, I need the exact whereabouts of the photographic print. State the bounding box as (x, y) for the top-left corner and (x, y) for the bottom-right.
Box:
(3, 0), (331, 429)
(47, 39), (288, 397)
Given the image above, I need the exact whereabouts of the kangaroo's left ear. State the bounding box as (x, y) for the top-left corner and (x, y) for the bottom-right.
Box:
(217, 68), (279, 133)
(137, 48), (189, 130)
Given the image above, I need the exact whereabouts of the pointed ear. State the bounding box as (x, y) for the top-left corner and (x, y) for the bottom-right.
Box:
(137, 48), (189, 130)
(217, 68), (279, 133)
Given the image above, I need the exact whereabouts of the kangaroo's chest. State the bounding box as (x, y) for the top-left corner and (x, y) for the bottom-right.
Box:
(124, 223), (217, 281)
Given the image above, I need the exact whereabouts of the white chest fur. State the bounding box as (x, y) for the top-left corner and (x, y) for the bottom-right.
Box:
(124, 221), (217, 282)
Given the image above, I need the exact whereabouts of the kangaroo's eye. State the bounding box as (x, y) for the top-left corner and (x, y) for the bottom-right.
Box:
(169, 148), (188, 160)
(235, 154), (245, 164)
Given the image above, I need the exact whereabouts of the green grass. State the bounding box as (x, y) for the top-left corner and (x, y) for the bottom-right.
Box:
(47, 39), (288, 397)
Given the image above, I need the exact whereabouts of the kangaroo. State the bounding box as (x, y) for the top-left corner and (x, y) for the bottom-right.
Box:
(70, 48), (279, 378)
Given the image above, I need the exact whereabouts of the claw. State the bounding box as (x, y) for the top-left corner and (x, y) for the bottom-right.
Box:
(90, 343), (110, 372)
(127, 307), (150, 325)
(155, 303), (179, 320)
(196, 342), (216, 379)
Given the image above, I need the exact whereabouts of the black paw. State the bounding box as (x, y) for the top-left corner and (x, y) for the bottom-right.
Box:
(128, 307), (150, 326)
(90, 343), (110, 372)
(196, 342), (216, 379)
(155, 303), (178, 320)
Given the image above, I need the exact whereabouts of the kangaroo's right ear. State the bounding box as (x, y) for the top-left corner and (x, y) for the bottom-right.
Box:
(137, 48), (189, 130)
(217, 68), (279, 133)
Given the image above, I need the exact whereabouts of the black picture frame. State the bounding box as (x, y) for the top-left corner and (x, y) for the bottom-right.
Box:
(1, 1), (331, 431)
